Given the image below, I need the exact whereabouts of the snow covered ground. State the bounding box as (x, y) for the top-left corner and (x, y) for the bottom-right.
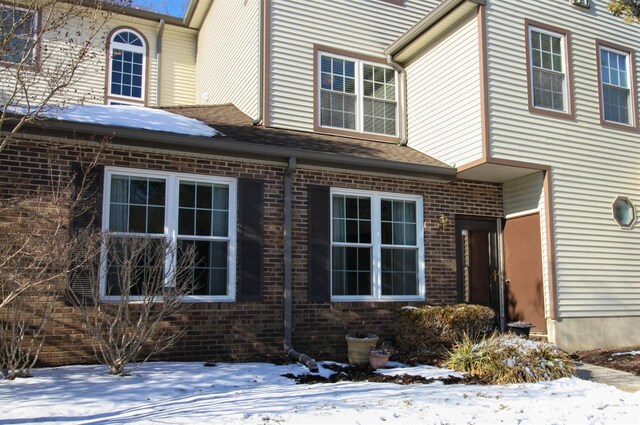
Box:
(1, 361), (639, 424)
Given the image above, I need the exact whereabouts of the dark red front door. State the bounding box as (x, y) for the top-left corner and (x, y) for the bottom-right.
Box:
(503, 213), (546, 333)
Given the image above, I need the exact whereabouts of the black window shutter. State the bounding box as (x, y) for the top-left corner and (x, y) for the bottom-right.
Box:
(308, 185), (330, 303)
(66, 162), (104, 306)
(237, 178), (264, 302)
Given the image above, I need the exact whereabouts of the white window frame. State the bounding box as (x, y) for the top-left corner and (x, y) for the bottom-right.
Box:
(107, 29), (147, 105)
(598, 45), (635, 127)
(0, 4), (38, 65)
(317, 51), (399, 137)
(101, 167), (237, 303)
(330, 188), (425, 302)
(527, 25), (569, 114)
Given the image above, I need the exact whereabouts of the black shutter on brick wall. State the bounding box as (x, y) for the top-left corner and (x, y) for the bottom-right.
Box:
(307, 185), (330, 303)
(237, 178), (264, 302)
(66, 162), (104, 306)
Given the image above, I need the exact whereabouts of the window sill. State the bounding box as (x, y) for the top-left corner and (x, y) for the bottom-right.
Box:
(313, 124), (401, 144)
(99, 295), (236, 303)
(331, 295), (425, 303)
(528, 105), (575, 121)
(105, 96), (146, 106)
(600, 119), (639, 133)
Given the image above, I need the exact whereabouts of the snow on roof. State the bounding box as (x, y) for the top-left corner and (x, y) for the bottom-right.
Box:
(8, 104), (221, 137)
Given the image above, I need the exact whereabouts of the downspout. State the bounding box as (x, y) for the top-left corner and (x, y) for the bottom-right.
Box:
(387, 55), (408, 146)
(252, 0), (264, 125)
(283, 157), (318, 372)
(156, 19), (165, 107)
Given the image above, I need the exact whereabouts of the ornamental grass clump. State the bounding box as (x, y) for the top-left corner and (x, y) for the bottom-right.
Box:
(445, 333), (575, 384)
(395, 304), (495, 362)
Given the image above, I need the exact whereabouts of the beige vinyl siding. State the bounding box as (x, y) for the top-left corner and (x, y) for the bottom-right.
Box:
(195, 0), (260, 119)
(503, 172), (550, 318)
(0, 9), (189, 107)
(269, 0), (442, 132)
(485, 0), (640, 318)
(160, 27), (196, 106)
(405, 11), (482, 167)
(67, 14), (163, 106)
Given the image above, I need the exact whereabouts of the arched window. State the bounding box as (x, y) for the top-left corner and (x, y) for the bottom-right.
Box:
(107, 29), (147, 105)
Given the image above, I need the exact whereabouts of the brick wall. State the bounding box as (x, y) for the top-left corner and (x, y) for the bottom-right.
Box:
(0, 133), (502, 366)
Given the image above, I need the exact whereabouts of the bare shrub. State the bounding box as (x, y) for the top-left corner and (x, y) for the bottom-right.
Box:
(72, 235), (195, 375)
(0, 150), (105, 379)
(0, 181), (89, 379)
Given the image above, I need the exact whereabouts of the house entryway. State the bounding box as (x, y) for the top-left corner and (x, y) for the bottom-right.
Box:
(455, 217), (500, 322)
(503, 213), (546, 333)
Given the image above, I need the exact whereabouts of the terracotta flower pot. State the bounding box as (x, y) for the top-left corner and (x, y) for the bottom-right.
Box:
(345, 334), (379, 365)
(369, 351), (390, 369)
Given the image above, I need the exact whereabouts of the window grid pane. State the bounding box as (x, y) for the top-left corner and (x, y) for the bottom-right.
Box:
(332, 246), (372, 296)
(178, 240), (228, 296)
(332, 195), (371, 243)
(105, 236), (165, 297)
(530, 29), (566, 111)
(108, 175), (165, 234)
(381, 248), (418, 296)
(381, 200), (417, 246)
(178, 181), (229, 237)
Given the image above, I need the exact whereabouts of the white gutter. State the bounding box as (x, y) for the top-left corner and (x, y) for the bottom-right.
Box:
(386, 56), (408, 146)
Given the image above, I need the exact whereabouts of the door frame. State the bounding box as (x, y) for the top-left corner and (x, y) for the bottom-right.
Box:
(455, 216), (503, 328)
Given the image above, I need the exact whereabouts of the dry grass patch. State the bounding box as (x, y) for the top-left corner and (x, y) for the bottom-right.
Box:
(446, 333), (575, 384)
(395, 304), (495, 362)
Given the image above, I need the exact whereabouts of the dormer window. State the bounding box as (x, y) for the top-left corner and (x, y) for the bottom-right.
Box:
(106, 28), (147, 105)
(315, 47), (399, 141)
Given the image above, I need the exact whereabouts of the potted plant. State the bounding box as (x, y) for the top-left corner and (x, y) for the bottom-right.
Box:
(369, 341), (395, 369)
(507, 321), (535, 338)
(345, 331), (379, 365)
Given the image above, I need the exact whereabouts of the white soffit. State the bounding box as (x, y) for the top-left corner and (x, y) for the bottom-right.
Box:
(457, 163), (542, 183)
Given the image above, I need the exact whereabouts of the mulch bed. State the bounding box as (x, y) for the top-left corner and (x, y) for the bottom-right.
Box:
(281, 363), (484, 385)
(572, 346), (640, 376)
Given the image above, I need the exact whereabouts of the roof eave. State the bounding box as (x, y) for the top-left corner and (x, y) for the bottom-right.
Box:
(34, 120), (456, 182)
(385, 0), (485, 63)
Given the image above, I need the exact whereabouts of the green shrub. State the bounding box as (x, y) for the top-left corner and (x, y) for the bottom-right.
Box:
(395, 304), (495, 362)
(445, 333), (575, 384)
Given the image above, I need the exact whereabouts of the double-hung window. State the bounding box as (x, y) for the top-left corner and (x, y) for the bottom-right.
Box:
(107, 29), (146, 105)
(331, 189), (424, 301)
(102, 168), (237, 301)
(597, 41), (636, 128)
(526, 22), (571, 117)
(317, 48), (398, 138)
(0, 5), (37, 65)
